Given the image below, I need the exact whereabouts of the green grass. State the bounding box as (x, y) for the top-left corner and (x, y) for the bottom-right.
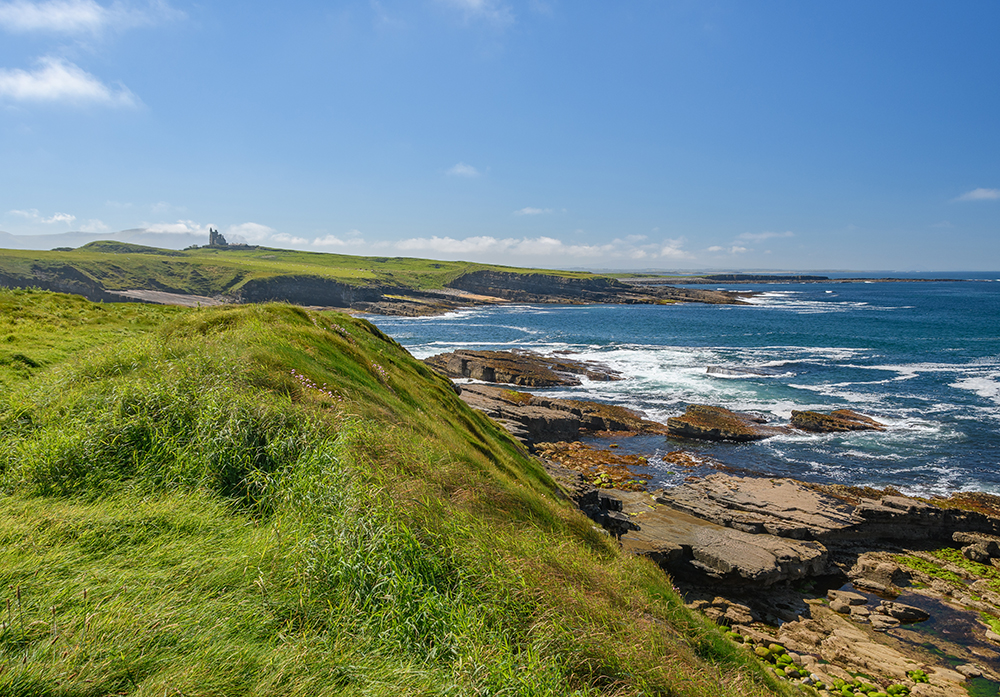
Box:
(0, 289), (793, 696)
(0, 240), (606, 298)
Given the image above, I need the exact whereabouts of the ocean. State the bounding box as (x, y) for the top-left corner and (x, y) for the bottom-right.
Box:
(369, 276), (1000, 497)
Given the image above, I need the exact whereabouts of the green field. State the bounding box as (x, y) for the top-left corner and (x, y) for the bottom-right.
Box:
(0, 241), (603, 297)
(0, 288), (789, 696)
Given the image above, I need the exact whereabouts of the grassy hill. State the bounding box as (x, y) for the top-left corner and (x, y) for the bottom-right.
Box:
(0, 288), (789, 696)
(0, 242), (746, 314)
(0, 241), (595, 296)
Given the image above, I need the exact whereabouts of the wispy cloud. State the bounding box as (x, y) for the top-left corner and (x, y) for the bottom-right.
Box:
(79, 218), (107, 232)
(446, 162), (481, 178)
(313, 229), (364, 247)
(391, 234), (693, 261)
(142, 220), (278, 245)
(271, 232), (308, 245)
(955, 188), (1000, 202)
(737, 230), (794, 242)
(114, 224), (698, 267)
(226, 222), (275, 243)
(439, 0), (513, 25)
(9, 207), (76, 224)
(0, 0), (183, 35)
(513, 207), (552, 216)
(0, 56), (137, 105)
(145, 219), (208, 234)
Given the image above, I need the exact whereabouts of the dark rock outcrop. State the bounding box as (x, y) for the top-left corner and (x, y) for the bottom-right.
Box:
(667, 404), (790, 442)
(791, 409), (886, 433)
(0, 266), (121, 303)
(457, 383), (667, 446)
(447, 270), (744, 305)
(232, 275), (386, 307)
(424, 349), (621, 387)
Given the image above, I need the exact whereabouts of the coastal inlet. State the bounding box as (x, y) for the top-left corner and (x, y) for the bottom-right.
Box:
(369, 278), (1000, 497)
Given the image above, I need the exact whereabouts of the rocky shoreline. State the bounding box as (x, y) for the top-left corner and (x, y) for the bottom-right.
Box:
(428, 347), (1000, 696)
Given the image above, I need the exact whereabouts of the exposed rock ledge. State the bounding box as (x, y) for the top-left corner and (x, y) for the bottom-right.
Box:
(666, 404), (791, 441)
(545, 469), (1000, 695)
(457, 383), (666, 446)
(611, 474), (1000, 585)
(667, 404), (886, 441)
(424, 349), (621, 387)
(791, 409), (887, 433)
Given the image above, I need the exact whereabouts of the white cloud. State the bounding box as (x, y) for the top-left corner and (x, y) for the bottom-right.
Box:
(145, 219), (208, 234)
(446, 162), (481, 177)
(0, 0), (183, 35)
(313, 234), (348, 247)
(738, 230), (794, 242)
(79, 218), (108, 232)
(0, 0), (105, 33)
(140, 220), (299, 246)
(513, 207), (552, 216)
(708, 244), (750, 255)
(659, 238), (693, 259)
(8, 207), (76, 224)
(227, 222), (275, 242)
(271, 232), (308, 245)
(439, 0), (513, 25)
(955, 188), (1000, 202)
(0, 56), (137, 105)
(389, 234), (693, 262)
(313, 230), (365, 247)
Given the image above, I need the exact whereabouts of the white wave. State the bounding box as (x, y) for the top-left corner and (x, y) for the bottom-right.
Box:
(705, 370), (796, 380)
(787, 383), (881, 404)
(841, 450), (905, 461)
(951, 376), (1000, 403)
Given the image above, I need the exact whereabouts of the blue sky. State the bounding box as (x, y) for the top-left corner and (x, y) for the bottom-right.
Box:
(1, 0), (998, 271)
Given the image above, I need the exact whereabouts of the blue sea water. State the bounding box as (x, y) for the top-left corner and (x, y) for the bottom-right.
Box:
(369, 278), (1000, 496)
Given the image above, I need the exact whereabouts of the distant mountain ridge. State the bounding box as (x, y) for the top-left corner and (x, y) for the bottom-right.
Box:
(0, 228), (204, 251)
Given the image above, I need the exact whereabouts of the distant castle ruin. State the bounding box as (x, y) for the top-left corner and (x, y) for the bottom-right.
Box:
(208, 227), (228, 247)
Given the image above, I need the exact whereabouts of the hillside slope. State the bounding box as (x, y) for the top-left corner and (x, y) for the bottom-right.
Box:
(0, 288), (790, 696)
(0, 243), (744, 314)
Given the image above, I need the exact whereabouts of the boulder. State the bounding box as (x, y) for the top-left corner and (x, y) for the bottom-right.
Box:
(653, 474), (858, 539)
(457, 383), (667, 447)
(963, 540), (1000, 563)
(828, 589), (868, 606)
(849, 554), (911, 590)
(667, 404), (790, 442)
(423, 349), (620, 387)
(790, 409), (886, 432)
(608, 490), (828, 587)
(879, 601), (929, 623)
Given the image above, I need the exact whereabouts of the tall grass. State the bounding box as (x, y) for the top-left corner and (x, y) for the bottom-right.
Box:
(0, 291), (791, 696)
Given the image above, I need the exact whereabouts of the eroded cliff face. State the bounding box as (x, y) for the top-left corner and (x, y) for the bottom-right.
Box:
(447, 270), (745, 305)
(0, 266), (121, 303)
(0, 262), (746, 313)
(230, 275), (386, 307)
(446, 270), (624, 301)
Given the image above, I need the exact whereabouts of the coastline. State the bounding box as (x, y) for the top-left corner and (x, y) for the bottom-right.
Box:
(426, 349), (1000, 695)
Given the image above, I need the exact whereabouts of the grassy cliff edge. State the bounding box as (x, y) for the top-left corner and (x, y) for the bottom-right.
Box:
(0, 289), (787, 696)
